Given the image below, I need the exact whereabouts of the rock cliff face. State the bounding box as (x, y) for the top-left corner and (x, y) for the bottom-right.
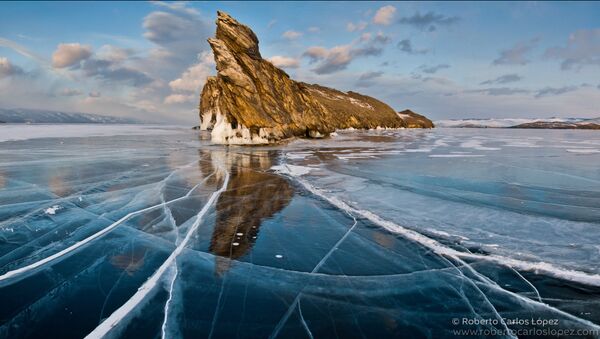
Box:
(199, 12), (433, 144)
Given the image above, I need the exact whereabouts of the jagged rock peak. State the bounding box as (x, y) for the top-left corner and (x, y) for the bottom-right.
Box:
(199, 11), (433, 145)
(214, 11), (261, 59)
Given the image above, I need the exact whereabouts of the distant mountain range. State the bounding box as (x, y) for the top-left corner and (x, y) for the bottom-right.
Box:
(0, 108), (142, 124)
(435, 117), (600, 130)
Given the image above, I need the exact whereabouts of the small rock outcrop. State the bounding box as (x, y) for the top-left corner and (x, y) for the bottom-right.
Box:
(199, 11), (433, 144)
(396, 109), (434, 128)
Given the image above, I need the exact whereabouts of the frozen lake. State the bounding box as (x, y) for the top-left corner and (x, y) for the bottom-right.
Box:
(0, 125), (599, 338)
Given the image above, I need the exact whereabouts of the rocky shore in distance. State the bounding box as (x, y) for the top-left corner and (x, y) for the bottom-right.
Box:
(198, 11), (433, 145)
(436, 117), (600, 129)
(510, 120), (600, 130)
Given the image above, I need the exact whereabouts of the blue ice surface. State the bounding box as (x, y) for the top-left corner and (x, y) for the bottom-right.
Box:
(0, 125), (599, 338)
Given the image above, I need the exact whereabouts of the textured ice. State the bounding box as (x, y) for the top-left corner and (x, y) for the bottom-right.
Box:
(0, 126), (599, 338)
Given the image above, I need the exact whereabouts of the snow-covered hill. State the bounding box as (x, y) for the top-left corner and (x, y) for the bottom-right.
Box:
(0, 108), (141, 124)
(435, 117), (599, 129)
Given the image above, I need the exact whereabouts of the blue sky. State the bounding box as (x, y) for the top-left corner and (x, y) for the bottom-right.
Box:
(1, 1), (599, 124)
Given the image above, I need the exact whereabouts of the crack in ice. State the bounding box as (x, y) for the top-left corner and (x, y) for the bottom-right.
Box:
(269, 193), (358, 339)
(289, 175), (600, 330)
(0, 182), (203, 285)
(84, 168), (230, 338)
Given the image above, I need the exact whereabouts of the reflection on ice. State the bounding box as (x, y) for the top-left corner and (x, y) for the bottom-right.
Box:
(0, 127), (599, 338)
(210, 151), (293, 274)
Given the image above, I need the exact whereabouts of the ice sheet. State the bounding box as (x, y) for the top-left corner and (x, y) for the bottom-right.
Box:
(0, 126), (599, 338)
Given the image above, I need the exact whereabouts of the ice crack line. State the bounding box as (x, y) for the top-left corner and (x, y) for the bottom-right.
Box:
(290, 175), (600, 331)
(269, 186), (358, 339)
(84, 169), (230, 339)
(0, 182), (202, 285)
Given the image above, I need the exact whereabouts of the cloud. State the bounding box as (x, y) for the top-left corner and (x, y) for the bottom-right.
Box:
(81, 58), (153, 86)
(544, 29), (600, 70)
(52, 43), (93, 68)
(480, 73), (522, 85)
(304, 31), (390, 74)
(346, 21), (367, 32)
(97, 45), (135, 63)
(282, 30), (302, 40)
(307, 26), (320, 33)
(534, 86), (579, 98)
(421, 64), (450, 74)
(60, 88), (82, 96)
(164, 93), (196, 104)
(142, 5), (211, 62)
(304, 46), (329, 63)
(268, 55), (300, 69)
(309, 45), (354, 74)
(0, 57), (24, 78)
(356, 71), (383, 87)
(0, 37), (46, 64)
(493, 38), (539, 65)
(468, 87), (530, 96)
(358, 71), (384, 81)
(88, 91), (101, 98)
(267, 20), (277, 29)
(165, 51), (215, 104)
(397, 39), (429, 54)
(398, 11), (460, 32)
(373, 5), (396, 26)
(373, 32), (391, 44)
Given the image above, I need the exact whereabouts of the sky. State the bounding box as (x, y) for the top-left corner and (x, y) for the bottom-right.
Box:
(1, 1), (599, 124)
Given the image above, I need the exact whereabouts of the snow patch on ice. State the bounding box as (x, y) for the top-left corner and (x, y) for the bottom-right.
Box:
(271, 164), (312, 176)
(460, 139), (501, 151)
(44, 205), (61, 215)
(429, 154), (486, 158)
(566, 149), (600, 154)
(403, 148), (432, 153)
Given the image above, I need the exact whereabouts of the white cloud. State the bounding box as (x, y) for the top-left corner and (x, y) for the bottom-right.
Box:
(164, 93), (196, 104)
(268, 56), (300, 69)
(0, 37), (46, 64)
(165, 51), (215, 104)
(52, 43), (93, 68)
(303, 46), (330, 62)
(97, 45), (135, 63)
(346, 21), (367, 32)
(303, 33), (388, 74)
(0, 57), (24, 78)
(373, 5), (396, 26)
(282, 30), (302, 40)
(307, 26), (320, 33)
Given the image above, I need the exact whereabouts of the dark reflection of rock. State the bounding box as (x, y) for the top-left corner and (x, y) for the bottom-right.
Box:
(206, 150), (294, 275)
(110, 249), (146, 276)
(48, 170), (71, 197)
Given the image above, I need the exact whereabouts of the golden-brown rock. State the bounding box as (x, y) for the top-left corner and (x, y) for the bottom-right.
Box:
(396, 109), (434, 128)
(199, 11), (433, 144)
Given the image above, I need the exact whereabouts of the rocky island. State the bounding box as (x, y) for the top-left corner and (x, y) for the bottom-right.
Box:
(198, 12), (433, 144)
(510, 120), (600, 130)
